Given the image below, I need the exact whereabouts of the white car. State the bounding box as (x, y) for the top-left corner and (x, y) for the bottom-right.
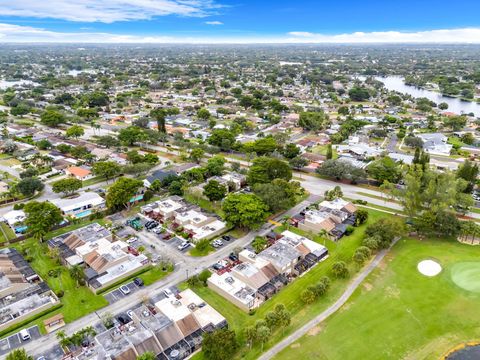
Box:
(163, 288), (173, 298)
(119, 285), (131, 295)
(126, 310), (134, 319)
(177, 241), (191, 251)
(211, 239), (224, 248)
(126, 237), (138, 244)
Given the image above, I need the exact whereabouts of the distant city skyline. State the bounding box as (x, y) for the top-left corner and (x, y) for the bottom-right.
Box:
(0, 0), (479, 43)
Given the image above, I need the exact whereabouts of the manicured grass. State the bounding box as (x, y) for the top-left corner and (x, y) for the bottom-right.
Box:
(82, 175), (106, 187)
(273, 237), (480, 360)
(311, 145), (338, 159)
(183, 193), (225, 218)
(356, 191), (401, 203)
(189, 244), (215, 257)
(448, 136), (466, 148)
(0, 222), (16, 243)
(12, 238), (108, 326)
(189, 209), (388, 360)
(0, 158), (21, 167)
(139, 266), (172, 286)
(469, 207), (480, 214)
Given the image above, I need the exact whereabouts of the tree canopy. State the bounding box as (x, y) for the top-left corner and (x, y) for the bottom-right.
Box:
(247, 157), (292, 185)
(106, 177), (143, 210)
(222, 193), (269, 230)
(24, 201), (63, 241)
(298, 111), (329, 131)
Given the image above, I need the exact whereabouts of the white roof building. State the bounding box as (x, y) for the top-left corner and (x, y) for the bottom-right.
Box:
(50, 192), (105, 216)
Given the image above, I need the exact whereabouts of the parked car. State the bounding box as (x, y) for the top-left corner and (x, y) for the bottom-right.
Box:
(119, 285), (131, 295)
(177, 241), (191, 251)
(126, 310), (134, 319)
(229, 253), (239, 262)
(117, 314), (130, 325)
(163, 288), (173, 298)
(222, 235), (232, 242)
(126, 236), (138, 244)
(134, 277), (144, 286)
(212, 263), (224, 271)
(19, 329), (31, 341)
(211, 239), (224, 248)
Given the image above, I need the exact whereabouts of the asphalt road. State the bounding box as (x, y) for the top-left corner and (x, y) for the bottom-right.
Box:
(17, 200), (310, 358)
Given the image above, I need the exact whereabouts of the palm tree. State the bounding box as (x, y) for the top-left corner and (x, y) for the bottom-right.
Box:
(6, 348), (33, 360)
(69, 265), (84, 287)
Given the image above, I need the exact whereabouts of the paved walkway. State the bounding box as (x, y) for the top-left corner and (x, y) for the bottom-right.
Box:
(258, 238), (400, 360)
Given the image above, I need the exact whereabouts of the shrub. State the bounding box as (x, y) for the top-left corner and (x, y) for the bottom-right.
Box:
(354, 209), (369, 226)
(345, 225), (355, 236)
(198, 269), (212, 285)
(331, 261), (349, 278)
(300, 289), (316, 304)
(56, 290), (64, 298)
(363, 235), (381, 250)
(353, 246), (372, 264)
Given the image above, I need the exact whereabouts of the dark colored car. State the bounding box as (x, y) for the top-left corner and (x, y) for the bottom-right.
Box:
(229, 253), (239, 262)
(222, 235), (232, 242)
(117, 314), (130, 325)
(212, 263), (223, 271)
(134, 277), (144, 287)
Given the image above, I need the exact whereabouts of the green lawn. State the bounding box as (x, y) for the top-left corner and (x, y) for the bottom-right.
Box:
(274, 237), (480, 360)
(189, 244), (215, 257)
(448, 136), (465, 148)
(189, 209), (388, 360)
(0, 222), (16, 243)
(8, 238), (108, 333)
(311, 145), (338, 159)
(82, 175), (107, 187)
(139, 266), (172, 286)
(183, 193), (225, 218)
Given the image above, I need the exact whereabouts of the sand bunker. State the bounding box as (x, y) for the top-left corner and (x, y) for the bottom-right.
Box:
(417, 260), (442, 277)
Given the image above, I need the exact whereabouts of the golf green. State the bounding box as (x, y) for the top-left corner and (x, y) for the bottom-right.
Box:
(451, 262), (480, 293)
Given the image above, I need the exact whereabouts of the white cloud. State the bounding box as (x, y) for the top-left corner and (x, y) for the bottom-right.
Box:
(0, 0), (222, 23)
(1, 24), (480, 44)
(286, 28), (480, 43)
(205, 21), (223, 25)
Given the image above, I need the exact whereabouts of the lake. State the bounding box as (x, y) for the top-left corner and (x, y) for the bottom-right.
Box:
(375, 76), (480, 118)
(447, 345), (480, 360)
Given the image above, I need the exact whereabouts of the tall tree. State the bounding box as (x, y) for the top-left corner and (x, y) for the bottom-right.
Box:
(222, 193), (269, 230)
(247, 157), (292, 185)
(92, 161), (122, 182)
(52, 178), (82, 196)
(69, 264), (84, 287)
(203, 180), (227, 202)
(202, 329), (238, 360)
(65, 125), (85, 139)
(24, 201), (63, 241)
(150, 108), (167, 133)
(106, 177), (143, 210)
(15, 178), (44, 197)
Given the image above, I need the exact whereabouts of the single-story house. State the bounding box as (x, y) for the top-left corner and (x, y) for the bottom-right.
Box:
(65, 166), (94, 181)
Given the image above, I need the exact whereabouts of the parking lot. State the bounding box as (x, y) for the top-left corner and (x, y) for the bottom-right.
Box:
(0, 325), (41, 356)
(104, 280), (143, 304)
(33, 344), (65, 360)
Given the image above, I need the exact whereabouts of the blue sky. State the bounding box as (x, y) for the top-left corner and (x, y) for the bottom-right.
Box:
(0, 0), (479, 43)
